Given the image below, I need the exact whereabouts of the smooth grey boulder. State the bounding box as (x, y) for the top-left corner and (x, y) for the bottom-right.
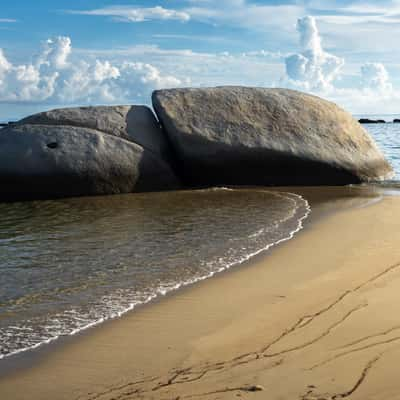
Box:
(153, 86), (394, 186)
(19, 105), (171, 161)
(0, 124), (179, 201)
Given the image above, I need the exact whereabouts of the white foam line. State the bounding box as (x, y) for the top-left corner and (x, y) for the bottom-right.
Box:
(0, 189), (311, 361)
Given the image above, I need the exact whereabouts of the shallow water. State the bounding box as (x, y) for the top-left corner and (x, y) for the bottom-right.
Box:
(0, 188), (310, 358)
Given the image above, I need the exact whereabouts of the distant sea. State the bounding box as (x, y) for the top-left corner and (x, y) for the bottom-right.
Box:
(0, 114), (398, 361)
(355, 114), (400, 180)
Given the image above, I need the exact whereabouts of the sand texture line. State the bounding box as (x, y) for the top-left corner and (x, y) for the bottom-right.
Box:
(72, 257), (400, 400)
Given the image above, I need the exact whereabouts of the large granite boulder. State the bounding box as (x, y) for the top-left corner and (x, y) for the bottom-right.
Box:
(0, 122), (179, 201)
(153, 87), (393, 186)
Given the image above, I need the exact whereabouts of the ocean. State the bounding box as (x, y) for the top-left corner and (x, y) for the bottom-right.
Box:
(0, 119), (397, 360)
(355, 115), (400, 180)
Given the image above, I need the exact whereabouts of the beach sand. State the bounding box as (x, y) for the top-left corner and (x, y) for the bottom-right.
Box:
(2, 188), (400, 399)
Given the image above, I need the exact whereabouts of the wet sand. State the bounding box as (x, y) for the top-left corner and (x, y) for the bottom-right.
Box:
(1, 187), (400, 399)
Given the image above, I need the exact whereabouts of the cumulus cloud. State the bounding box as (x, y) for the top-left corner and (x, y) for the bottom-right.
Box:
(0, 49), (11, 73)
(0, 36), (186, 105)
(284, 16), (344, 91)
(361, 62), (392, 92)
(37, 37), (72, 69)
(72, 6), (190, 23)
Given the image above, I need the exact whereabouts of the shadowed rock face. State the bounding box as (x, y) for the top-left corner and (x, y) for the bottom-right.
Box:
(0, 124), (179, 201)
(153, 87), (394, 186)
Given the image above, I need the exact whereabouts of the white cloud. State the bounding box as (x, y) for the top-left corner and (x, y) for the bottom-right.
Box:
(0, 49), (11, 73)
(0, 37), (187, 104)
(361, 62), (392, 92)
(241, 50), (288, 59)
(326, 86), (400, 114)
(73, 43), (284, 90)
(37, 37), (72, 69)
(69, 1), (303, 34)
(0, 18), (17, 23)
(284, 16), (344, 91)
(71, 6), (190, 23)
(75, 44), (206, 59)
(185, 1), (304, 33)
(313, 1), (400, 25)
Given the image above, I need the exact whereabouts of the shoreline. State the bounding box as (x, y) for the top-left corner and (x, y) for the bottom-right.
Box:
(0, 186), (380, 371)
(1, 185), (399, 399)
(0, 187), (312, 366)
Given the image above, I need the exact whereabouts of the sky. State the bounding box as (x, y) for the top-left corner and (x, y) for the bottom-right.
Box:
(1, 0), (400, 120)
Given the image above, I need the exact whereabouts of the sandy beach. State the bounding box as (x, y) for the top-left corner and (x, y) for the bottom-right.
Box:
(2, 187), (400, 399)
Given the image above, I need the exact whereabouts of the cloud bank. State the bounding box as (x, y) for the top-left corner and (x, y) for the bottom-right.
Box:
(0, 37), (186, 105)
(0, 12), (397, 115)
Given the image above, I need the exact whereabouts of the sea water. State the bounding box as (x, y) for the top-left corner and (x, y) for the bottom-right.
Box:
(356, 116), (400, 179)
(0, 189), (310, 358)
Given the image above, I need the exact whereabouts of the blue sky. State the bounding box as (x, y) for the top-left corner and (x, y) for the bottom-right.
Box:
(1, 0), (400, 119)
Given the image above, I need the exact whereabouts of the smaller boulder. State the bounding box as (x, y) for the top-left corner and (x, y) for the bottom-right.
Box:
(0, 124), (179, 201)
(19, 105), (172, 161)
